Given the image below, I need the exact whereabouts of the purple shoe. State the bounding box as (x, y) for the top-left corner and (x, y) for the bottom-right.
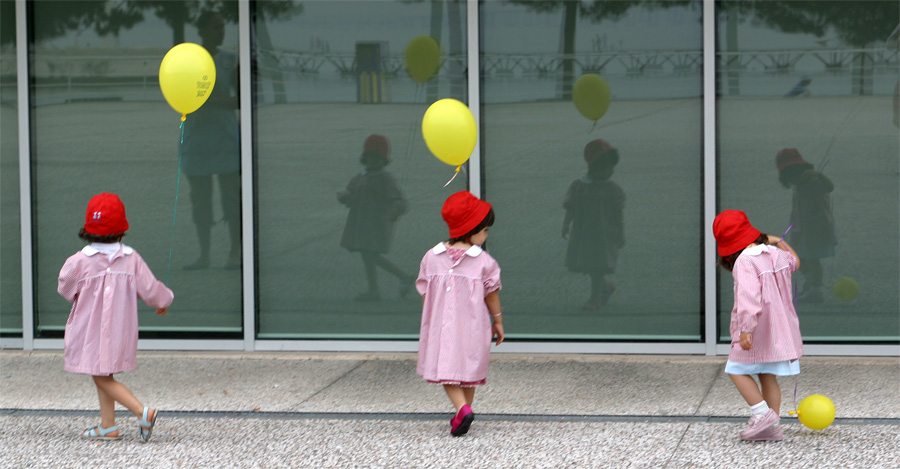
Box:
(450, 404), (474, 436)
(743, 424), (783, 442)
(740, 409), (780, 440)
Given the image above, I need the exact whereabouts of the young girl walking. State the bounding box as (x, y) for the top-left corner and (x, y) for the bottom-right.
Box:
(58, 193), (174, 442)
(416, 191), (504, 436)
(713, 210), (804, 442)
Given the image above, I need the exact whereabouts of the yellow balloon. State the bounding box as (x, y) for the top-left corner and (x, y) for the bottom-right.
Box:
(796, 394), (836, 430)
(832, 277), (859, 301)
(573, 74), (611, 121)
(159, 43), (216, 118)
(422, 98), (477, 167)
(404, 35), (440, 83)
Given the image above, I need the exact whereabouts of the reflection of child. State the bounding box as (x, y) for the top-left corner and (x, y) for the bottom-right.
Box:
(713, 210), (804, 442)
(775, 149), (836, 302)
(58, 193), (174, 442)
(416, 191), (504, 437)
(562, 139), (625, 310)
(338, 135), (413, 301)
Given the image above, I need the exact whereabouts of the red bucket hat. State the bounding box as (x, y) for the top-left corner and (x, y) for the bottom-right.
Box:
(775, 148), (808, 171)
(712, 210), (761, 257)
(442, 191), (492, 238)
(84, 193), (129, 236)
(363, 134), (390, 159)
(583, 139), (618, 167)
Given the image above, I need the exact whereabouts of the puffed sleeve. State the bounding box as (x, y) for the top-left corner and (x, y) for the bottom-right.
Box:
(732, 257), (761, 333)
(415, 252), (429, 296)
(133, 252), (174, 309)
(482, 257), (502, 295)
(57, 255), (81, 303)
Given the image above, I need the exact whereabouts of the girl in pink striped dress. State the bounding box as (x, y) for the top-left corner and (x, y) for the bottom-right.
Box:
(58, 193), (174, 442)
(416, 191), (504, 436)
(713, 210), (804, 442)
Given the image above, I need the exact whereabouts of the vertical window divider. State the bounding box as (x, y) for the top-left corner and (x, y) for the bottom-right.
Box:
(703, 0), (718, 356)
(238, 0), (256, 351)
(467, 0), (481, 197)
(15, 0), (34, 350)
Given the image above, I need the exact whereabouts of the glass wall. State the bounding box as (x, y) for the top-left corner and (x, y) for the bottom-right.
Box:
(1, 0), (22, 336)
(30, 0), (242, 338)
(716, 1), (900, 342)
(480, 1), (704, 340)
(254, 0), (468, 338)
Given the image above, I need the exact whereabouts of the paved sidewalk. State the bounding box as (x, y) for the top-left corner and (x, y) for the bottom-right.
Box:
(1, 351), (898, 468)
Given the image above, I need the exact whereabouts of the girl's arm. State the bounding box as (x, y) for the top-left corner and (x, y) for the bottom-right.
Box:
(485, 291), (504, 345)
(767, 235), (800, 269)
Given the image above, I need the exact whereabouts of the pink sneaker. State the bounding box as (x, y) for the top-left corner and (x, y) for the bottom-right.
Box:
(740, 409), (780, 440)
(450, 404), (474, 436)
(743, 424), (783, 442)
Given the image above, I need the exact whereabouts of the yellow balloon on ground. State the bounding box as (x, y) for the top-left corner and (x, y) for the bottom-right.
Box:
(832, 277), (859, 301)
(422, 98), (477, 167)
(159, 43), (216, 118)
(573, 74), (611, 121)
(404, 35), (440, 83)
(797, 394), (836, 430)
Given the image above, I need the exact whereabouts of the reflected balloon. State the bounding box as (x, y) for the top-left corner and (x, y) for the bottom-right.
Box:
(404, 35), (440, 83)
(422, 98), (477, 168)
(832, 277), (859, 301)
(159, 43), (216, 119)
(573, 74), (611, 121)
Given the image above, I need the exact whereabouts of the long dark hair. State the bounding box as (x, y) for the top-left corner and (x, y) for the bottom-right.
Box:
(448, 208), (495, 245)
(718, 233), (768, 272)
(78, 227), (124, 244)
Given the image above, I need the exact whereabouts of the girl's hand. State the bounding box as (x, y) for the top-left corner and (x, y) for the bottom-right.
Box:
(740, 332), (752, 350)
(492, 322), (504, 346)
(155, 307), (168, 315)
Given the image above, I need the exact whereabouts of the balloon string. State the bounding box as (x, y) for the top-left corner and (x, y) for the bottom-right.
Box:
(166, 119), (184, 286)
(590, 120), (598, 133)
(443, 165), (461, 187)
(779, 223), (795, 308)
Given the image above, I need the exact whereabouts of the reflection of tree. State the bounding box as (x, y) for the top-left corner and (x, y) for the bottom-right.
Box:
(0, 1), (302, 47)
(507, 1), (693, 99)
(721, 1), (899, 48)
(1, 0), (142, 46)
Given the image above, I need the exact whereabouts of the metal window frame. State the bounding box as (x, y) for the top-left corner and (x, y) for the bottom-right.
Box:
(9, 0), (896, 356)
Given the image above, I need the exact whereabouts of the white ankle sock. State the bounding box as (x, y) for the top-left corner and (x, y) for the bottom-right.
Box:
(750, 400), (769, 419)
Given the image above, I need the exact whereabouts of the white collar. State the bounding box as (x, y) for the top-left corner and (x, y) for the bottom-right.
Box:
(82, 243), (133, 257)
(743, 244), (768, 256)
(431, 242), (483, 257)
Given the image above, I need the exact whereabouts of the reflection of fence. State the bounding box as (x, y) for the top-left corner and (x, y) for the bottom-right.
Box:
(10, 47), (899, 106)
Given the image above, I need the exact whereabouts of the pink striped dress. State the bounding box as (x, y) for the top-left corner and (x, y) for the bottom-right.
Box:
(58, 243), (174, 376)
(727, 244), (804, 365)
(416, 243), (502, 385)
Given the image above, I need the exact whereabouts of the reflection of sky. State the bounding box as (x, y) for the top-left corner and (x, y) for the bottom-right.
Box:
(39, 2), (887, 53)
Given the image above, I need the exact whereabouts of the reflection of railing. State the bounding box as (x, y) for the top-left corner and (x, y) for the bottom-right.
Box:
(718, 48), (898, 73)
(10, 47), (898, 106)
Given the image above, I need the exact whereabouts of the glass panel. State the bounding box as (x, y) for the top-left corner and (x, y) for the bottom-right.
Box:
(1, 0), (22, 336)
(716, 1), (899, 342)
(255, 0), (467, 338)
(31, 0), (242, 338)
(481, 1), (704, 340)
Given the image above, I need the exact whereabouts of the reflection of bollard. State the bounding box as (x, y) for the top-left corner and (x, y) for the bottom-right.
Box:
(851, 52), (873, 96)
(356, 42), (387, 103)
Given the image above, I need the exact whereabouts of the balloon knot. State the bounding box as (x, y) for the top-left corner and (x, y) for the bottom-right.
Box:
(455, 165), (461, 173)
(181, 114), (187, 122)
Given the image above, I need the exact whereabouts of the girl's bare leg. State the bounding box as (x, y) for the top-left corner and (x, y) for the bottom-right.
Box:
(758, 374), (782, 414)
(92, 375), (151, 421)
(463, 387), (475, 406)
(729, 374), (763, 405)
(94, 380), (119, 437)
(443, 385), (467, 412)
